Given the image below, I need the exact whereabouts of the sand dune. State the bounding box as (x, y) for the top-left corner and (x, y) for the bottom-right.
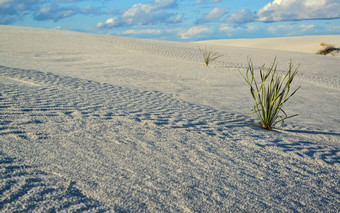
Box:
(194, 35), (340, 55)
(0, 25), (339, 212)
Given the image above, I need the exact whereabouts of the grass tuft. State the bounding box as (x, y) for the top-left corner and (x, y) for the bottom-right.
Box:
(198, 46), (223, 66)
(240, 58), (301, 130)
(316, 42), (337, 55)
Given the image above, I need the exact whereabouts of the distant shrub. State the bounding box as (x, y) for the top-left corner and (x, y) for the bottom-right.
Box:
(320, 42), (328, 47)
(240, 58), (301, 130)
(317, 42), (337, 55)
(198, 46), (223, 66)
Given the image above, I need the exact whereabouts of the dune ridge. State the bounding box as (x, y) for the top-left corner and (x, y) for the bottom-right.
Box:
(194, 35), (340, 55)
(0, 25), (339, 212)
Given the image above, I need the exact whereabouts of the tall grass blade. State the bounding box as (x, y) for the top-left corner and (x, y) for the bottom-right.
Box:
(240, 58), (300, 130)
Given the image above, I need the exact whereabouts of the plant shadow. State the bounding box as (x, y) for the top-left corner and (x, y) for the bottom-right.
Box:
(284, 129), (340, 137)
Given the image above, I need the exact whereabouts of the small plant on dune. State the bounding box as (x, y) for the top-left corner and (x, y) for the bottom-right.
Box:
(240, 58), (301, 130)
(316, 42), (337, 55)
(320, 42), (327, 47)
(198, 46), (223, 66)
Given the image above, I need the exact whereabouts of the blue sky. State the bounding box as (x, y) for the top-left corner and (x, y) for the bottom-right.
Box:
(1, 0), (340, 41)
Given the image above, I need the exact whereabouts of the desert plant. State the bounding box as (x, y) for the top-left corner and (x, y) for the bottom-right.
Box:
(320, 42), (328, 47)
(198, 46), (223, 66)
(240, 58), (301, 130)
(317, 42), (337, 55)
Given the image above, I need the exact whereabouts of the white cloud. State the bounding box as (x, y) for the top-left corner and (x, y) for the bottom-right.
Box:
(155, 0), (177, 10)
(196, 7), (226, 24)
(205, 8), (227, 21)
(0, 0), (101, 23)
(219, 24), (235, 32)
(123, 0), (176, 18)
(35, 5), (77, 21)
(97, 17), (118, 28)
(219, 24), (242, 36)
(300, 24), (315, 32)
(257, 0), (340, 22)
(267, 26), (277, 34)
(104, 17), (118, 27)
(98, 0), (178, 28)
(0, 0), (11, 4)
(34, 3), (100, 22)
(122, 4), (151, 18)
(246, 24), (258, 32)
(266, 24), (316, 36)
(38, 6), (50, 14)
(96, 22), (103, 28)
(123, 29), (161, 35)
(0, 0), (43, 24)
(224, 0), (340, 25)
(172, 14), (183, 22)
(195, 0), (221, 5)
(226, 9), (256, 24)
(106, 18), (114, 24)
(219, 24), (243, 33)
(179, 26), (211, 39)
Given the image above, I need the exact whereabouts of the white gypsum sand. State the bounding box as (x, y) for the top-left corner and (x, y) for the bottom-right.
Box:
(0, 25), (339, 212)
(193, 35), (340, 55)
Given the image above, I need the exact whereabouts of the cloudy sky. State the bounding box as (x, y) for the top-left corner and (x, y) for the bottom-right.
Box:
(1, 0), (340, 41)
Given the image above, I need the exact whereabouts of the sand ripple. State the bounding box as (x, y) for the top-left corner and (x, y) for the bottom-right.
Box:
(1, 65), (339, 212)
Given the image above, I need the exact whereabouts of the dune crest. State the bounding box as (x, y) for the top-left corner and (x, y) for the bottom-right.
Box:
(194, 35), (340, 55)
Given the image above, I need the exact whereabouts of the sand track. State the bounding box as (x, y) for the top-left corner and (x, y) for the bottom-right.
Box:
(1, 65), (339, 212)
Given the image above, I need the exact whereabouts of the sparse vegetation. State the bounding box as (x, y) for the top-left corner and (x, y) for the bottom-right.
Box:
(317, 42), (337, 55)
(240, 58), (301, 130)
(198, 46), (223, 66)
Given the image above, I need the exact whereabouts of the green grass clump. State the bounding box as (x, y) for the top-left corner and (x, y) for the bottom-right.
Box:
(198, 46), (223, 66)
(240, 58), (301, 130)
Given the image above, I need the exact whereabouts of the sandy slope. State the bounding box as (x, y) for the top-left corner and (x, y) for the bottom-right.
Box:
(0, 25), (339, 212)
(194, 35), (340, 55)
